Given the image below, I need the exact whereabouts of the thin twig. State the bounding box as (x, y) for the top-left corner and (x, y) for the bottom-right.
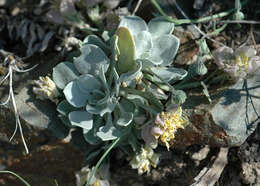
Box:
(151, 0), (250, 25)
(132, 0), (143, 15)
(220, 20), (260, 24)
(172, 0), (227, 47)
(250, 25), (257, 51)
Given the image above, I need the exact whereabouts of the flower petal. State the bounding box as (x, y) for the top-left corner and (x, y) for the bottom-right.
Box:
(141, 124), (158, 148)
(235, 46), (256, 57)
(213, 47), (234, 68)
(248, 56), (260, 74)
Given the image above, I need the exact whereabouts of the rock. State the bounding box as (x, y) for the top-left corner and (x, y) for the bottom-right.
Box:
(172, 70), (260, 148)
(191, 145), (210, 162)
(240, 162), (260, 185)
(0, 52), (69, 152)
(238, 140), (260, 185)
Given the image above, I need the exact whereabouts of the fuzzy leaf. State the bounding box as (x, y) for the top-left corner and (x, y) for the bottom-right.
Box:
(150, 66), (187, 82)
(87, 90), (106, 105)
(119, 16), (148, 37)
(96, 114), (121, 141)
(76, 74), (102, 93)
(149, 35), (180, 66)
(63, 81), (88, 108)
(83, 35), (110, 54)
(139, 58), (157, 68)
(83, 115), (103, 145)
(97, 125), (121, 141)
(119, 61), (142, 85)
(148, 16), (174, 37)
(53, 61), (80, 89)
(68, 111), (93, 130)
(83, 128), (101, 145)
(135, 31), (152, 59)
(120, 98), (135, 113)
(86, 98), (117, 116)
(117, 109), (133, 127)
(117, 27), (136, 74)
(127, 94), (159, 114)
(74, 44), (110, 76)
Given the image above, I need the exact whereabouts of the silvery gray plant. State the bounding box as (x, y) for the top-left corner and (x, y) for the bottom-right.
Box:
(52, 15), (187, 158)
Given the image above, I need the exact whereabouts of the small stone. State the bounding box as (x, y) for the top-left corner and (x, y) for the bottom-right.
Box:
(191, 145), (210, 162)
(193, 0), (206, 10)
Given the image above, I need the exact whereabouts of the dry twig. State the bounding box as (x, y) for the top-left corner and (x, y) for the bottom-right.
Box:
(191, 148), (229, 186)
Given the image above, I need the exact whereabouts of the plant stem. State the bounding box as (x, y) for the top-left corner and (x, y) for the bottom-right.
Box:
(174, 81), (201, 89)
(0, 171), (31, 186)
(86, 137), (121, 186)
(151, 0), (250, 25)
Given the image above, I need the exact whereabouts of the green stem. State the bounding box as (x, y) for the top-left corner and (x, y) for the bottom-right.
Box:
(0, 171), (31, 186)
(174, 81), (201, 89)
(174, 74), (193, 88)
(144, 69), (175, 91)
(207, 23), (228, 36)
(204, 69), (219, 83)
(151, 0), (250, 25)
(175, 73), (227, 90)
(86, 137), (121, 186)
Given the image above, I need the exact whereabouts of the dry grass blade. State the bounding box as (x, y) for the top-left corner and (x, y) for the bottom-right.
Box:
(0, 54), (37, 154)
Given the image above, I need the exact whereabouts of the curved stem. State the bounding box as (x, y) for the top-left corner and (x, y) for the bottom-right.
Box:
(151, 0), (250, 25)
(86, 137), (121, 186)
(0, 171), (31, 186)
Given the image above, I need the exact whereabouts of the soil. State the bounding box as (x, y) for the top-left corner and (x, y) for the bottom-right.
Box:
(0, 0), (260, 186)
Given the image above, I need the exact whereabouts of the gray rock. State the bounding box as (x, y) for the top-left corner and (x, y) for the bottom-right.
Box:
(173, 70), (260, 148)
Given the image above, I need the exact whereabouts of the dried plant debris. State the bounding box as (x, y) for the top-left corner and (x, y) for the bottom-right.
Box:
(191, 148), (228, 186)
(7, 17), (54, 57)
(0, 52), (37, 153)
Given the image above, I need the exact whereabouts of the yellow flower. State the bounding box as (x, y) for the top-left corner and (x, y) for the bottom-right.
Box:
(154, 107), (188, 150)
(235, 52), (249, 70)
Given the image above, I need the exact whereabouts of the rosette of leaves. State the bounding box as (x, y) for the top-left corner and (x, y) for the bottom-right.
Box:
(52, 15), (187, 159)
(118, 16), (187, 83)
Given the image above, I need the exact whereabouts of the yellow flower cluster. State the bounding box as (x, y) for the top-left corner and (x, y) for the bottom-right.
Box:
(33, 76), (60, 103)
(129, 145), (159, 175)
(154, 107), (188, 150)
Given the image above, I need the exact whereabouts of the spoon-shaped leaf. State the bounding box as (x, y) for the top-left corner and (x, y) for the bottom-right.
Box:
(116, 104), (134, 127)
(68, 111), (93, 130)
(116, 27), (136, 74)
(96, 114), (121, 141)
(74, 44), (110, 76)
(53, 62), (80, 89)
(63, 81), (89, 108)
